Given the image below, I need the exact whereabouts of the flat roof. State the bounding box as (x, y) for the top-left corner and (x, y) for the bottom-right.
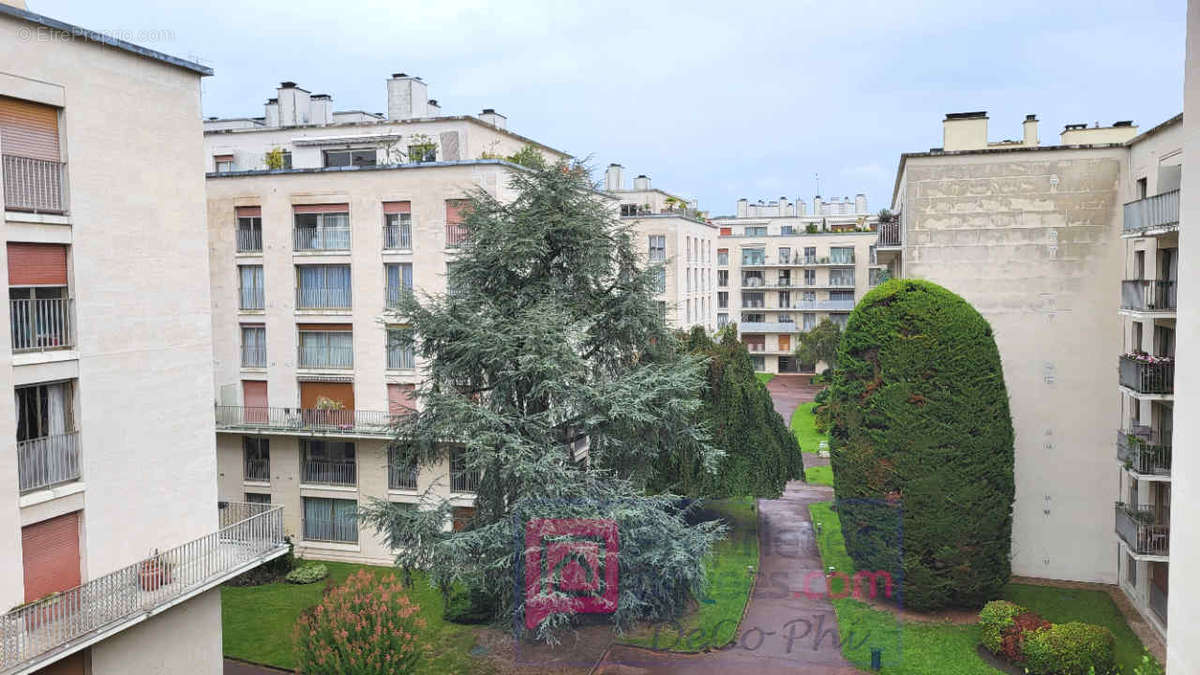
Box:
(0, 4), (212, 76)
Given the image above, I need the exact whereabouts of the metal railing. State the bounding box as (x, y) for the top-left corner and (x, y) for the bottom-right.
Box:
(387, 346), (415, 370)
(244, 457), (270, 482)
(10, 298), (73, 353)
(294, 226), (350, 251)
(1115, 504), (1169, 556)
(388, 460), (418, 490)
(1121, 280), (1176, 311)
(17, 431), (80, 493)
(0, 503), (285, 672)
(239, 287), (265, 311)
(385, 285), (413, 309)
(877, 221), (901, 247)
(2, 154), (66, 214)
(295, 286), (351, 310)
(301, 459), (357, 486)
(1119, 355), (1174, 395)
(446, 223), (469, 248)
(241, 344), (266, 368)
(740, 322), (802, 333)
(383, 224), (412, 250)
(297, 344), (354, 369)
(1123, 190), (1180, 235)
(451, 469), (480, 493)
(1116, 429), (1171, 476)
(236, 229), (262, 253)
(215, 405), (394, 436)
(1150, 582), (1168, 626)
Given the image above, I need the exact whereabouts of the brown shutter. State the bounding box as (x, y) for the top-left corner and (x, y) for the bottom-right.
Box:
(382, 201), (410, 215)
(235, 206), (261, 217)
(7, 243), (68, 286)
(445, 199), (469, 224)
(293, 203), (349, 214)
(22, 512), (81, 602)
(388, 383), (415, 415)
(300, 382), (355, 410)
(0, 96), (60, 162)
(242, 380), (268, 408)
(297, 323), (352, 332)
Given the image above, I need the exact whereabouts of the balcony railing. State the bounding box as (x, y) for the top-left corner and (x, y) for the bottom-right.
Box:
(297, 344), (354, 369)
(241, 344), (266, 368)
(740, 322), (801, 333)
(294, 226), (351, 251)
(2, 154), (66, 214)
(877, 221), (901, 247)
(385, 285), (413, 309)
(387, 347), (415, 370)
(388, 460), (418, 490)
(239, 287), (265, 311)
(1115, 503), (1169, 556)
(0, 503), (285, 673)
(215, 405), (394, 436)
(1116, 429), (1171, 477)
(451, 469), (480, 493)
(383, 224), (412, 250)
(17, 431), (80, 493)
(302, 459), (357, 486)
(446, 223), (469, 248)
(1119, 355), (1174, 395)
(1123, 190), (1180, 235)
(244, 457), (269, 482)
(236, 229), (263, 253)
(10, 298), (73, 353)
(295, 286), (351, 310)
(1150, 582), (1168, 626)
(1121, 280), (1176, 312)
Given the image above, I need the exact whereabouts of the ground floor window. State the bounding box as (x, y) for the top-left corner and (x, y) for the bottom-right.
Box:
(302, 497), (357, 543)
(245, 492), (271, 505)
(752, 356), (765, 371)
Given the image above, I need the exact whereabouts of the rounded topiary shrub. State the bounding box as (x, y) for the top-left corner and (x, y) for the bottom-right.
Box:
(828, 279), (1014, 611)
(1022, 621), (1115, 675)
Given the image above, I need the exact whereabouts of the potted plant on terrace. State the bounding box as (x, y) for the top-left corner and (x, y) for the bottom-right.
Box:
(139, 550), (172, 591)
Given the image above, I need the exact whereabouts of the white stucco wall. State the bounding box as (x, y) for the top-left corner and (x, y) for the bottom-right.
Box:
(90, 588), (223, 675)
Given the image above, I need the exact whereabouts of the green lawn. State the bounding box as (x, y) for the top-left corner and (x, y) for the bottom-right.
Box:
(809, 502), (1156, 674)
(805, 464), (834, 486)
(222, 560), (483, 673)
(621, 497), (758, 652)
(755, 372), (776, 385)
(791, 401), (828, 454)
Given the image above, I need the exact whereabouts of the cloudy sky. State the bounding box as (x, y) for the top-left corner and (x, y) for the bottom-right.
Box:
(36, 0), (1185, 215)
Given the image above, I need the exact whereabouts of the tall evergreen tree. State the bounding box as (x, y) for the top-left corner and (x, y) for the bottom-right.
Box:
(360, 160), (724, 642)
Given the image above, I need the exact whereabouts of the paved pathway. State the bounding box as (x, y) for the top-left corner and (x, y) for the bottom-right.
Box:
(599, 481), (857, 674)
(768, 374), (830, 470)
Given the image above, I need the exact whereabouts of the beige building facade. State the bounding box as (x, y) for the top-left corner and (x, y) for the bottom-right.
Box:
(0, 3), (285, 674)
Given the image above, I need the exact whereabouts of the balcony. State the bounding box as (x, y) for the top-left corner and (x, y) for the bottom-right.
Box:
(2, 155), (66, 214)
(1123, 190), (1179, 236)
(244, 456), (270, 482)
(877, 221), (901, 247)
(1150, 582), (1168, 627)
(388, 454), (418, 490)
(740, 322), (802, 333)
(383, 223), (412, 251)
(17, 431), (80, 493)
(301, 458), (357, 487)
(1115, 503), (1169, 557)
(1121, 280), (1176, 313)
(0, 502), (285, 673)
(295, 286), (351, 311)
(1116, 429), (1171, 477)
(791, 299), (856, 312)
(446, 223), (469, 248)
(240, 344), (266, 368)
(385, 285), (413, 309)
(215, 405), (394, 437)
(297, 343), (353, 369)
(236, 229), (263, 253)
(10, 297), (73, 353)
(1119, 354), (1174, 396)
(294, 226), (350, 252)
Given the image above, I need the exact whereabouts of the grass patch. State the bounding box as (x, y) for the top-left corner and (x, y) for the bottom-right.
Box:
(755, 372), (775, 385)
(620, 496), (758, 652)
(222, 559), (482, 673)
(809, 502), (1156, 673)
(805, 464), (834, 486)
(791, 402), (828, 454)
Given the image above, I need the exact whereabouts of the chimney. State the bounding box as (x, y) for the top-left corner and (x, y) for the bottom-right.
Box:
(276, 82), (311, 127)
(387, 73), (429, 120)
(943, 111), (988, 151)
(1022, 114), (1039, 147)
(1060, 120), (1139, 146)
(737, 198), (749, 218)
(479, 108), (507, 130)
(264, 98), (279, 127)
(605, 164), (624, 191)
(854, 193), (867, 214)
(633, 174), (650, 191)
(427, 99), (442, 115)
(310, 94), (333, 125)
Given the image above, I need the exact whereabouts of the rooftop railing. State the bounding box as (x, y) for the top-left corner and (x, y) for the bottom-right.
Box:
(0, 503), (285, 672)
(10, 298), (73, 353)
(1115, 503), (1169, 556)
(215, 405), (394, 437)
(1119, 355), (1174, 395)
(1123, 190), (1180, 235)
(1116, 428), (1171, 477)
(17, 431), (80, 493)
(2, 155), (66, 214)
(1121, 280), (1176, 312)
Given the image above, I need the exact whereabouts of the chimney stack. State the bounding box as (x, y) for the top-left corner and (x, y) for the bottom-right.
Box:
(387, 73), (429, 120)
(633, 175), (651, 191)
(264, 98), (279, 127)
(479, 108), (507, 130)
(605, 164), (624, 191)
(943, 111), (989, 151)
(737, 198), (748, 218)
(1023, 114), (1039, 147)
(427, 99), (442, 115)
(310, 94), (333, 125)
(276, 81), (311, 127)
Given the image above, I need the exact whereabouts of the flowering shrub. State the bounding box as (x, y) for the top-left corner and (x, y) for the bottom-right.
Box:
(294, 570), (427, 674)
(1123, 351), (1174, 364)
(978, 601), (1115, 674)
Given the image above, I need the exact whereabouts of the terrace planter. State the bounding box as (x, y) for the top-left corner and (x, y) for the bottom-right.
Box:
(138, 558), (172, 591)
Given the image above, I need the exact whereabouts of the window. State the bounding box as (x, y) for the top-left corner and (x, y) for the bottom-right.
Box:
(245, 492), (271, 505)
(298, 327), (353, 369)
(656, 301), (667, 319)
(388, 448), (418, 489)
(408, 143), (437, 163)
(279, 151), (293, 169)
(744, 335), (765, 352)
(302, 439), (356, 486)
(717, 313), (728, 328)
(742, 292), (764, 308)
(717, 249), (729, 266)
(741, 248), (765, 265)
(9, 284), (69, 353)
(778, 270), (791, 286)
(387, 327), (415, 369)
(751, 356), (765, 371)
(323, 148), (376, 168)
(388, 383), (416, 416)
(802, 291), (816, 303)
(804, 247), (816, 263)
(718, 270), (729, 287)
(742, 271), (764, 287)
(296, 264), (351, 309)
(214, 154), (234, 173)
(829, 314), (849, 329)
(451, 447), (480, 493)
(385, 263), (413, 308)
(648, 235), (666, 262)
(717, 291), (728, 309)
(16, 381), (75, 443)
(804, 269), (816, 286)
(778, 247), (791, 264)
(620, 204), (640, 216)
(241, 324), (266, 367)
(243, 437), (270, 482)
(383, 202), (412, 250)
(686, 300), (691, 324)
(654, 268), (667, 293)
(446, 199), (470, 247)
(778, 313), (793, 323)
(830, 268), (855, 286)
(239, 265), (265, 310)
(294, 207), (350, 251)
(778, 291), (790, 307)
(831, 247), (855, 264)
(745, 226), (767, 236)
(302, 497), (357, 543)
(742, 313), (765, 323)
(830, 290), (855, 302)
(781, 225), (794, 235)
(236, 207), (262, 253)
(803, 313), (816, 330)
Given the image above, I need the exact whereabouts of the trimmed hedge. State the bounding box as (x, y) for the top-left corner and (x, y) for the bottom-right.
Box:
(827, 279), (1014, 611)
(979, 600), (1116, 674)
(285, 563), (328, 584)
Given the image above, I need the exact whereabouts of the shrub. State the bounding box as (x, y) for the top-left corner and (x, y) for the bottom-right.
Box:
(1022, 621), (1115, 675)
(285, 563), (328, 584)
(828, 279), (1014, 611)
(443, 583), (499, 624)
(227, 537), (294, 586)
(979, 600), (1026, 654)
(294, 569), (426, 674)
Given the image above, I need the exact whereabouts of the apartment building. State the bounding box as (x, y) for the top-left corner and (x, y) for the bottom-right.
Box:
(711, 197), (882, 373)
(204, 76), (570, 564)
(884, 111), (1190, 642)
(603, 164), (716, 330)
(0, 3), (286, 674)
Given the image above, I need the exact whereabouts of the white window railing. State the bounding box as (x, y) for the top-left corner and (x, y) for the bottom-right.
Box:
(2, 155), (66, 214)
(17, 431), (80, 493)
(10, 298), (73, 353)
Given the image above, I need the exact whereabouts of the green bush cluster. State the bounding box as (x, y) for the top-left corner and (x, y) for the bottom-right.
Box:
(827, 279), (1014, 611)
(979, 600), (1116, 674)
(285, 562), (328, 584)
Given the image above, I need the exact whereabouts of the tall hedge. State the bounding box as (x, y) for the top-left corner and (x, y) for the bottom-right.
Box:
(651, 326), (805, 498)
(827, 279), (1014, 611)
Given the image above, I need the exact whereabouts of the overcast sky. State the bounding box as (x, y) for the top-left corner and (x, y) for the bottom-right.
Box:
(35, 0), (1185, 215)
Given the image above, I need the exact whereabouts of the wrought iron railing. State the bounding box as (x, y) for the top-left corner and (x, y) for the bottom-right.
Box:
(1119, 355), (1174, 395)
(445, 223), (469, 248)
(17, 432), (80, 493)
(877, 221), (901, 247)
(10, 298), (73, 353)
(1121, 280), (1176, 311)
(240, 344), (266, 368)
(451, 469), (480, 493)
(1123, 190), (1180, 235)
(236, 229), (263, 253)
(2, 154), (66, 214)
(388, 458), (418, 490)
(1116, 429), (1171, 476)
(243, 457), (270, 482)
(383, 224), (412, 250)
(1115, 503), (1169, 556)
(294, 226), (351, 251)
(295, 286), (351, 310)
(239, 287), (265, 311)
(301, 459), (357, 486)
(215, 405), (394, 436)
(385, 285), (413, 309)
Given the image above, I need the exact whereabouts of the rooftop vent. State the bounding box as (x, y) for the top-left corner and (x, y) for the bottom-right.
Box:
(428, 99), (438, 106)
(392, 72), (407, 78)
(1025, 114), (1038, 121)
(945, 111), (987, 120)
(1113, 120), (1134, 127)
(280, 81), (296, 88)
(1064, 123), (1088, 131)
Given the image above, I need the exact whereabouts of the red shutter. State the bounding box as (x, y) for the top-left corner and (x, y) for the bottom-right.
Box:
(293, 203), (349, 214)
(22, 512), (81, 602)
(445, 199), (469, 224)
(7, 243), (68, 286)
(242, 380), (268, 408)
(382, 201), (410, 215)
(300, 382), (355, 410)
(297, 323), (352, 332)
(719, 228), (732, 236)
(235, 206), (261, 217)
(388, 383), (415, 415)
(0, 96), (60, 162)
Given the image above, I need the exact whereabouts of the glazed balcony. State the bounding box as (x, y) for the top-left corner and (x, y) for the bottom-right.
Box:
(1123, 190), (1180, 236)
(2, 155), (67, 214)
(1121, 280), (1176, 312)
(1116, 428), (1171, 477)
(215, 405), (394, 437)
(1115, 503), (1169, 557)
(0, 503), (285, 673)
(1119, 355), (1174, 396)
